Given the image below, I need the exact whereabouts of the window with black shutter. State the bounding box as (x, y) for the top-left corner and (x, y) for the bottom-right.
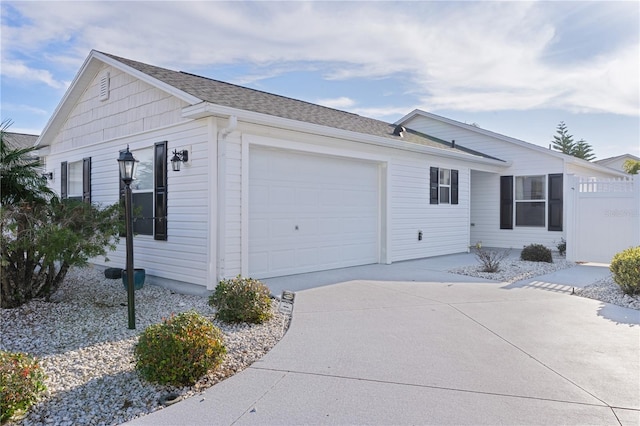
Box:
(120, 142), (168, 239)
(430, 167), (459, 205)
(61, 159), (91, 203)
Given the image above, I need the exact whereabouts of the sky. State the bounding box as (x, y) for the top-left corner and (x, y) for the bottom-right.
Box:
(1, 1), (639, 160)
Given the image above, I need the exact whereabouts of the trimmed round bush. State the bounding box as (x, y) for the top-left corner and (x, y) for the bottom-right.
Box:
(610, 246), (640, 295)
(0, 350), (47, 423)
(134, 311), (226, 386)
(520, 244), (553, 263)
(209, 276), (273, 324)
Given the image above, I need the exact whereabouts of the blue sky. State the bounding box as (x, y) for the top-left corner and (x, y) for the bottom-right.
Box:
(1, 1), (638, 159)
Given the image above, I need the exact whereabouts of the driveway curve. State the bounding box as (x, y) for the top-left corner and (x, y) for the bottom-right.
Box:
(128, 265), (639, 425)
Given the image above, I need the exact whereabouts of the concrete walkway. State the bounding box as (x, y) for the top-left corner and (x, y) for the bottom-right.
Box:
(127, 255), (640, 425)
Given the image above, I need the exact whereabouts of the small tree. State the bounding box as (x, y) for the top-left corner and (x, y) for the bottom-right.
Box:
(1, 199), (121, 308)
(623, 159), (640, 175)
(0, 121), (121, 308)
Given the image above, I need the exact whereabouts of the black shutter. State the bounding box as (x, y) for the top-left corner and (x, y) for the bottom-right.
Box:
(82, 157), (91, 204)
(548, 173), (563, 231)
(500, 176), (513, 229)
(451, 169), (459, 205)
(60, 162), (68, 199)
(154, 141), (168, 240)
(430, 167), (439, 204)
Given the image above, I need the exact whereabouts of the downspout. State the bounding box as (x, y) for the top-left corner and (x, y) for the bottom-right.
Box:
(216, 115), (237, 281)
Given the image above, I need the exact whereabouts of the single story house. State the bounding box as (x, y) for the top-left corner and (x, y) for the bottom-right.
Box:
(595, 154), (639, 173)
(35, 50), (627, 291)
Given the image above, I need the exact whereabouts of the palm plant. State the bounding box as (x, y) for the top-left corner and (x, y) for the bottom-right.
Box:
(0, 119), (53, 205)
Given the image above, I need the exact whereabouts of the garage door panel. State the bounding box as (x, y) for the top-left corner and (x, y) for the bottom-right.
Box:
(249, 147), (379, 278)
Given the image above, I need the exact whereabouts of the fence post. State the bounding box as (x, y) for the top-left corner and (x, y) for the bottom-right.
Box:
(565, 174), (577, 262)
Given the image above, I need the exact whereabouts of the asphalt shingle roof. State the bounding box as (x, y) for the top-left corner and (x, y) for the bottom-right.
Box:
(2, 132), (39, 150)
(100, 52), (495, 159)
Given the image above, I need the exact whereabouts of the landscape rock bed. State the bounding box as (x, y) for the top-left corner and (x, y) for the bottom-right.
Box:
(449, 257), (639, 310)
(1, 266), (290, 426)
(448, 258), (575, 283)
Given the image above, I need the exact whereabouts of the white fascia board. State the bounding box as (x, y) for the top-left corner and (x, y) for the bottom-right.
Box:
(183, 102), (510, 169)
(396, 109), (627, 177)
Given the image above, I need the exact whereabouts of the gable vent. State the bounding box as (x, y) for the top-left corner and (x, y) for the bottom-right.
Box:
(99, 72), (110, 101)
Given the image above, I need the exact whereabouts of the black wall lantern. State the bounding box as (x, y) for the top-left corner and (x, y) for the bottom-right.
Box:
(170, 149), (188, 172)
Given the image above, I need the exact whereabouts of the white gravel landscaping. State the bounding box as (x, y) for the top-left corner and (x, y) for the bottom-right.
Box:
(449, 256), (640, 311)
(3, 258), (638, 426)
(449, 257), (576, 284)
(1, 266), (290, 426)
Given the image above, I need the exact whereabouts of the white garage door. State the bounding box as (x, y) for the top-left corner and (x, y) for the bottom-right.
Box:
(249, 147), (379, 278)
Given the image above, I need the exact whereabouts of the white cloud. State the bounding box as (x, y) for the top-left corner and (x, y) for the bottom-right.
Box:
(0, 60), (66, 89)
(2, 1), (638, 117)
(316, 97), (356, 109)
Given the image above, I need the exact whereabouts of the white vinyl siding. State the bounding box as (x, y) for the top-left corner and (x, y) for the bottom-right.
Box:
(390, 159), (470, 262)
(47, 75), (212, 288)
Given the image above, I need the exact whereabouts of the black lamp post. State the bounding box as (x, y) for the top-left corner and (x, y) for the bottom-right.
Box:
(117, 146), (139, 329)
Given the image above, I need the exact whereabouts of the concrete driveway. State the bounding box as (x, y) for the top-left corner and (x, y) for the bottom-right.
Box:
(128, 255), (640, 425)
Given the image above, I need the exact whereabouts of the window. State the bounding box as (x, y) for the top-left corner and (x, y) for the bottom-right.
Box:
(131, 147), (154, 235)
(439, 169), (451, 204)
(119, 141), (168, 240)
(67, 161), (83, 200)
(430, 167), (459, 205)
(515, 175), (545, 227)
(61, 158), (91, 203)
(501, 174), (561, 230)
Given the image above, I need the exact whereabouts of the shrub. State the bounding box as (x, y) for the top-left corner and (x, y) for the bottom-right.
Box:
(556, 238), (566, 257)
(471, 242), (510, 273)
(610, 247), (640, 296)
(134, 311), (226, 386)
(0, 350), (47, 423)
(209, 276), (273, 324)
(520, 244), (553, 263)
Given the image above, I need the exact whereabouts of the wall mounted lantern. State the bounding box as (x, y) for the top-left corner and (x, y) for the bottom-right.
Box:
(42, 172), (53, 180)
(170, 149), (189, 172)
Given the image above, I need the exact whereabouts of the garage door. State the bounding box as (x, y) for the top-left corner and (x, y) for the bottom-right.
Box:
(249, 147), (379, 278)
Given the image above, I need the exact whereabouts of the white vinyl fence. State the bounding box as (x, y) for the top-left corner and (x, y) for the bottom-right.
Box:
(566, 175), (640, 264)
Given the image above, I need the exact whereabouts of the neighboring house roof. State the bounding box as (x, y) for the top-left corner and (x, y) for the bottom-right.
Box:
(396, 109), (628, 177)
(596, 153), (640, 165)
(2, 132), (39, 150)
(37, 50), (503, 164)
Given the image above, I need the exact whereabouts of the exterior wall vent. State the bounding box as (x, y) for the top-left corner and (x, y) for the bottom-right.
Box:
(393, 125), (406, 137)
(99, 71), (110, 101)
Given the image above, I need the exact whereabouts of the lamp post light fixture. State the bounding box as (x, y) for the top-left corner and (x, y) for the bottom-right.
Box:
(117, 146), (139, 329)
(170, 149), (188, 172)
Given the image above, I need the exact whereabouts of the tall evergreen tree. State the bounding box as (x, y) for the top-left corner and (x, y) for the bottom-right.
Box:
(551, 121), (596, 161)
(552, 121), (575, 154)
(573, 139), (596, 161)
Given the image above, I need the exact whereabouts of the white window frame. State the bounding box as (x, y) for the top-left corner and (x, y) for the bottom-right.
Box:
(67, 160), (83, 199)
(439, 168), (451, 204)
(515, 175), (546, 227)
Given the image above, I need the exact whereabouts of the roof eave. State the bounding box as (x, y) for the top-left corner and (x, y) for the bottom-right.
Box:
(184, 102), (510, 169)
(397, 109), (628, 177)
(36, 50), (203, 148)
